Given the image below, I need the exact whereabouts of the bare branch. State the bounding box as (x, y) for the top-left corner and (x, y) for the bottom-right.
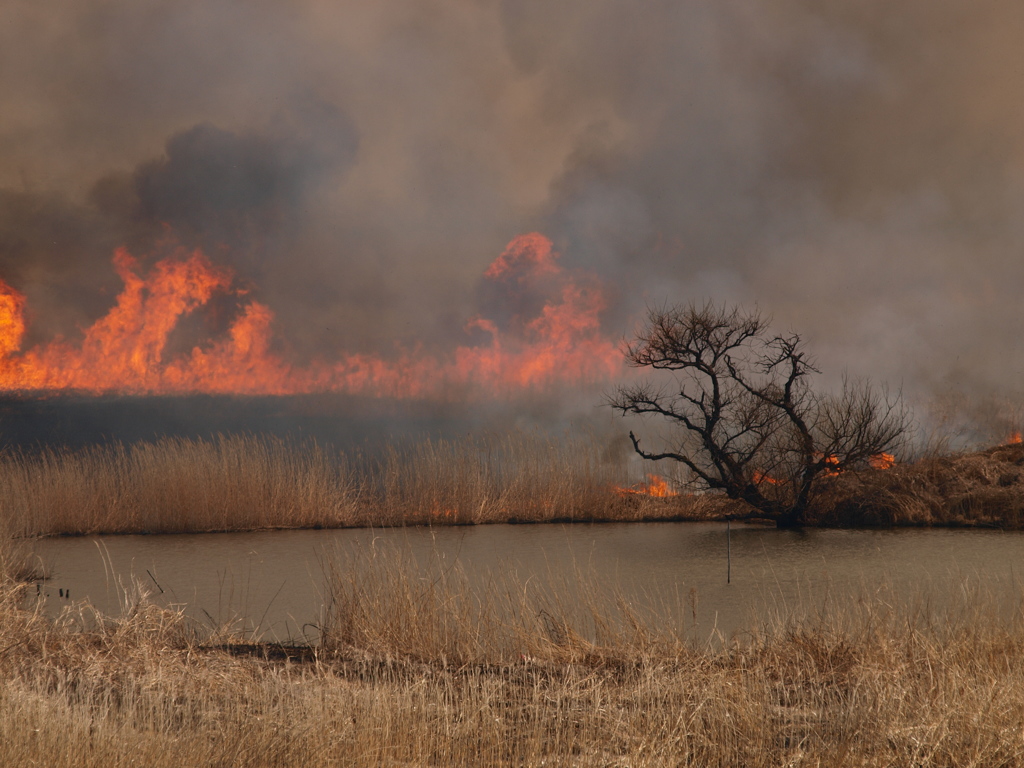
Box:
(610, 302), (911, 527)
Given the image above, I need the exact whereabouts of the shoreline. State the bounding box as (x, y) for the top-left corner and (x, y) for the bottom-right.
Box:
(3, 433), (1024, 540)
(11, 511), (1019, 543)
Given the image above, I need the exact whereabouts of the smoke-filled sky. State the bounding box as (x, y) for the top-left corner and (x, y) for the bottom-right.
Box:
(2, 0), (1023, 437)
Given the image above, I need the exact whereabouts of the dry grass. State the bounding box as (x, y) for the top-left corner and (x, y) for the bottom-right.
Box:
(4, 431), (1024, 538)
(810, 441), (1024, 528)
(320, 541), (681, 668)
(1, 540), (1024, 766)
(0, 435), (364, 536)
(0, 432), (714, 537)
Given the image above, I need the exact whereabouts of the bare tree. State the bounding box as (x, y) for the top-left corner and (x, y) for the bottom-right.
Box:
(609, 303), (910, 527)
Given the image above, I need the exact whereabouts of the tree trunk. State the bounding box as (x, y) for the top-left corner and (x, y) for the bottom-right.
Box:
(774, 505), (807, 529)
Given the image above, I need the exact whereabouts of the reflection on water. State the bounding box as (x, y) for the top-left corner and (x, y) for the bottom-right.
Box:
(28, 523), (1024, 642)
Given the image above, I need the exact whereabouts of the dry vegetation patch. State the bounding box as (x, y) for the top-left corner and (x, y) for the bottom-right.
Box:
(1, 536), (1023, 766)
(3, 432), (1024, 539)
(0, 432), (714, 537)
(811, 442), (1024, 527)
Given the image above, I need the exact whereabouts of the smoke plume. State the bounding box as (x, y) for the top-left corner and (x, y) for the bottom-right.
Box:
(2, 0), (1023, 442)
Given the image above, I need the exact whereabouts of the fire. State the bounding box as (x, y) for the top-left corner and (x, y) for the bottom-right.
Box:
(0, 281), (26, 360)
(0, 234), (623, 398)
(614, 474), (678, 498)
(1006, 432), (1022, 445)
(754, 452), (894, 483)
(483, 232), (560, 280)
(868, 452), (896, 470)
(752, 470), (780, 485)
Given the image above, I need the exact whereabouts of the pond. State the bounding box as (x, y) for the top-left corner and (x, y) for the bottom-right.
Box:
(28, 522), (1024, 643)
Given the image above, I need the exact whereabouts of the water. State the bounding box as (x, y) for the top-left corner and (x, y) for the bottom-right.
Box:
(28, 523), (1024, 643)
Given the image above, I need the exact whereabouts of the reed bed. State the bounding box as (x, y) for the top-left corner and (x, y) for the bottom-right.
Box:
(0, 435), (363, 536)
(1, 541), (1024, 766)
(0, 432), (715, 537)
(4, 431), (1024, 538)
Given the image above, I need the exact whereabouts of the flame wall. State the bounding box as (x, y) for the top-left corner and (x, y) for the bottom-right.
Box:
(0, 234), (620, 397)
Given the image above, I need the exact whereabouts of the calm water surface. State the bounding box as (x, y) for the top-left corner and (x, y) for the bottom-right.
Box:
(29, 523), (1024, 642)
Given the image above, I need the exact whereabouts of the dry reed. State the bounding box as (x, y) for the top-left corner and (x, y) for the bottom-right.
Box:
(0, 435), (364, 536)
(4, 431), (1024, 539)
(0, 432), (709, 537)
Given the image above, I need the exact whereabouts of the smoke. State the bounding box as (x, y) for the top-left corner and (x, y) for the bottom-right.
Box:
(123, 112), (356, 249)
(2, 0), (1024, 440)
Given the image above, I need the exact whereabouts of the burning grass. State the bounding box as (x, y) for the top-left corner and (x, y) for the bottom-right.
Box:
(1, 540), (1024, 766)
(808, 441), (1024, 528)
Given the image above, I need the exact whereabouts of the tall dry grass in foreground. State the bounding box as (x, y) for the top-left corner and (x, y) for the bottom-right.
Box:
(1, 542), (1024, 766)
(0, 432), (715, 537)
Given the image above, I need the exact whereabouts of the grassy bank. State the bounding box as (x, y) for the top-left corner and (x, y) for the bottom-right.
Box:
(3, 432), (1024, 537)
(0, 432), (723, 537)
(1, 540), (1023, 766)
(809, 441), (1024, 528)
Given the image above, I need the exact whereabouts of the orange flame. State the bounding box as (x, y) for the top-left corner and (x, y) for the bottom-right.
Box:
(0, 280), (27, 360)
(756, 452), (894, 481)
(868, 452), (896, 470)
(614, 474), (678, 498)
(810, 453), (842, 477)
(752, 470), (781, 485)
(0, 233), (623, 398)
(1006, 432), (1022, 445)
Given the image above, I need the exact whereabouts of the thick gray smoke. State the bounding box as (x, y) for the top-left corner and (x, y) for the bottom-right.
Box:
(1, 0), (1022, 442)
